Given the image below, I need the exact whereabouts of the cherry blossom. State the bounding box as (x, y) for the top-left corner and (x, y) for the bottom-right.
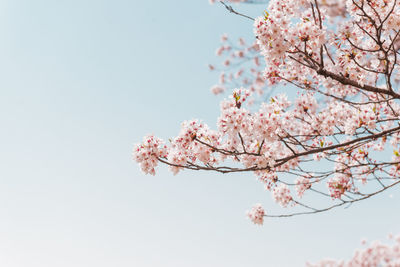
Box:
(133, 135), (168, 176)
(246, 203), (265, 225)
(272, 183), (292, 207)
(134, 0), (400, 220)
(295, 176), (312, 198)
(309, 235), (400, 267)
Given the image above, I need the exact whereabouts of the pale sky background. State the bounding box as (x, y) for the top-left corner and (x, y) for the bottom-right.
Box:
(0, 0), (399, 266)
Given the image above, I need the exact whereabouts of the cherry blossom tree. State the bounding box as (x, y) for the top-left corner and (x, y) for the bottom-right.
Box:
(134, 0), (400, 225)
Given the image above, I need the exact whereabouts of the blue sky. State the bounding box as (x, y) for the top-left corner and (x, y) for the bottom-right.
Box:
(0, 0), (399, 266)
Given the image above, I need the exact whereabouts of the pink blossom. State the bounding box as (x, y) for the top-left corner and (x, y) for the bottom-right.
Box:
(133, 135), (168, 175)
(272, 184), (292, 207)
(246, 204), (265, 225)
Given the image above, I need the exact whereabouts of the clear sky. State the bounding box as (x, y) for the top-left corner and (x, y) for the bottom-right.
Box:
(0, 0), (399, 266)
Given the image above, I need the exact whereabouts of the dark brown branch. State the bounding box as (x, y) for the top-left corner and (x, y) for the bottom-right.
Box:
(316, 68), (400, 98)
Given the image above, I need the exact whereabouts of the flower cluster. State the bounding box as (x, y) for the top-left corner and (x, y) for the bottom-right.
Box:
(168, 120), (220, 175)
(246, 203), (265, 225)
(272, 183), (292, 207)
(309, 235), (400, 267)
(133, 135), (168, 175)
(327, 174), (352, 199)
(295, 176), (311, 198)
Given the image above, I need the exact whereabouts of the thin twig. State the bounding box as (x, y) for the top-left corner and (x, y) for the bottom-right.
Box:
(219, 1), (255, 21)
